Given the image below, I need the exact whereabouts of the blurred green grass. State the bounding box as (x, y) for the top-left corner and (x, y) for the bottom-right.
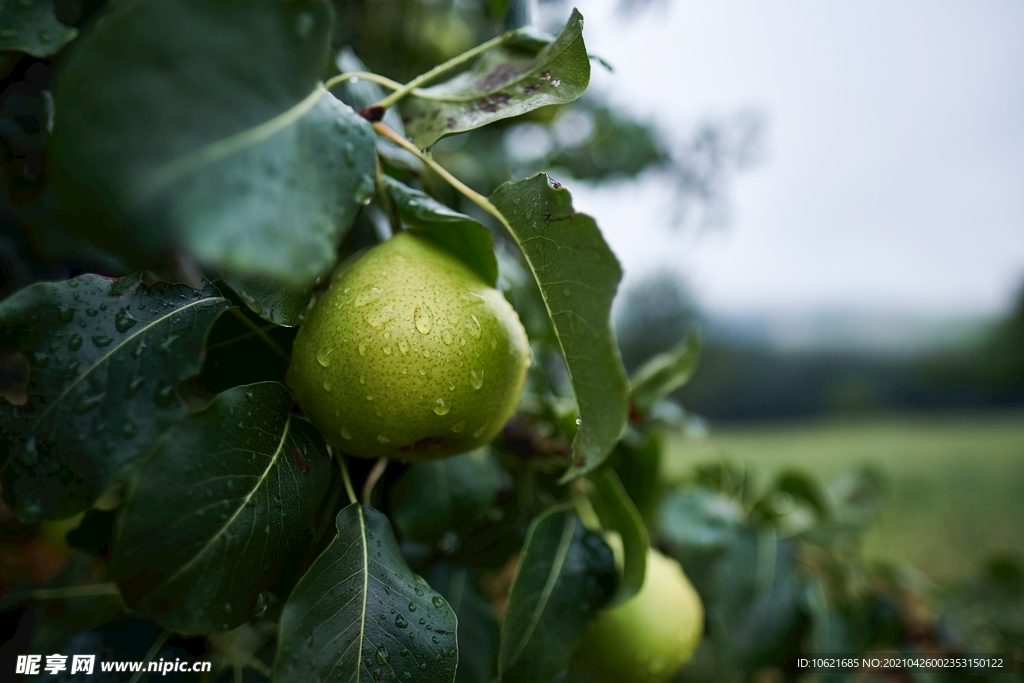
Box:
(665, 410), (1024, 581)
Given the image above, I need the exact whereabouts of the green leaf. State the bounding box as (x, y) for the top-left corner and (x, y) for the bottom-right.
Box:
(499, 505), (616, 683)
(0, 273), (230, 521)
(221, 274), (312, 327)
(383, 176), (499, 286)
(590, 469), (648, 607)
(629, 329), (702, 416)
(425, 563), (500, 683)
(274, 504), (458, 683)
(390, 448), (502, 545)
(490, 174), (628, 481)
(399, 10), (589, 148)
(0, 0), (77, 57)
(111, 382), (332, 635)
(51, 0), (377, 286)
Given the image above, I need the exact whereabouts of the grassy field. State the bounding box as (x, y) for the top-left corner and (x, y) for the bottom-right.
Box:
(665, 410), (1024, 581)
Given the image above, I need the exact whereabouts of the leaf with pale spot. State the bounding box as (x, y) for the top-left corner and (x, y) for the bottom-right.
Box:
(399, 10), (589, 148)
(0, 0), (77, 57)
(111, 382), (331, 635)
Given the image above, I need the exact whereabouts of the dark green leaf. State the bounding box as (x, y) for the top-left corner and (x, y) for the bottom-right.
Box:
(0, 0), (77, 57)
(490, 174), (628, 481)
(657, 488), (744, 558)
(612, 428), (664, 522)
(390, 448), (502, 545)
(0, 273), (230, 521)
(499, 505), (616, 683)
(399, 10), (589, 148)
(629, 329), (701, 416)
(222, 274), (312, 327)
(426, 563), (499, 683)
(274, 504), (458, 683)
(51, 0), (377, 286)
(111, 382), (332, 635)
(383, 176), (499, 286)
(590, 469), (648, 607)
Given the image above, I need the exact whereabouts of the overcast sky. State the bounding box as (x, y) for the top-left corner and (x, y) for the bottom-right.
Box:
(557, 0), (1024, 317)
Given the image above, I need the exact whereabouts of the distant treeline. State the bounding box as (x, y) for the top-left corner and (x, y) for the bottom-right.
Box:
(617, 275), (1024, 422)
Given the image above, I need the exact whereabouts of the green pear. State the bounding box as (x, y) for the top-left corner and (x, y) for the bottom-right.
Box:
(574, 549), (704, 683)
(288, 232), (531, 461)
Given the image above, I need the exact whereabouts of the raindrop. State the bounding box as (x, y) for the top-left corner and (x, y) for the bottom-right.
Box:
(341, 428), (352, 440)
(72, 393), (104, 413)
(86, 308), (98, 317)
(155, 384), (175, 406)
(418, 618), (426, 625)
(465, 315), (481, 338)
(224, 603), (233, 613)
(68, 334), (83, 351)
(432, 636), (439, 644)
(414, 587), (424, 596)
(322, 379), (332, 392)
(317, 347), (334, 367)
(450, 420), (465, 434)
(366, 394), (374, 401)
(491, 338), (498, 350)
(254, 592), (268, 617)
(359, 374), (366, 385)
(472, 424), (487, 439)
(398, 339), (409, 355)
(395, 614), (408, 628)
(422, 349), (431, 358)
(432, 596), (444, 608)
(375, 646), (389, 666)
(441, 330), (453, 345)
(377, 434), (389, 443)
(19, 437), (38, 466)
(431, 398), (450, 416)
(121, 420), (136, 438)
(368, 305), (395, 329)
(132, 341), (146, 358)
(575, 417), (582, 426)
(414, 304), (432, 334)
(403, 673), (412, 680)
(343, 142), (356, 165)
(91, 336), (113, 348)
(459, 337), (466, 346)
(115, 308), (137, 332)
(358, 340), (368, 356)
(470, 369), (484, 390)
(447, 381), (455, 391)
(57, 305), (74, 322)
(356, 287), (383, 307)
(355, 175), (375, 204)
(295, 10), (315, 37)
(383, 345), (392, 355)
(383, 331), (391, 340)
(408, 602), (416, 612)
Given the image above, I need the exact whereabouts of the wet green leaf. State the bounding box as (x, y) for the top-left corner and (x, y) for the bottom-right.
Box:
(0, 273), (230, 521)
(50, 0), (376, 286)
(399, 10), (589, 148)
(390, 448), (502, 545)
(499, 505), (616, 683)
(111, 382), (332, 635)
(383, 176), (498, 286)
(426, 562), (499, 683)
(491, 174), (628, 481)
(0, 0), (77, 57)
(221, 274), (312, 327)
(630, 329), (701, 416)
(591, 469), (648, 607)
(274, 504), (458, 683)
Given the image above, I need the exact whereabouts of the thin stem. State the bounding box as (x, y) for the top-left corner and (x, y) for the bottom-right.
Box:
(373, 123), (512, 232)
(337, 448), (358, 506)
(229, 308), (289, 363)
(362, 457), (388, 507)
(27, 583), (122, 601)
(206, 323), (279, 352)
(324, 71), (404, 93)
(128, 628), (170, 683)
(375, 31), (515, 110)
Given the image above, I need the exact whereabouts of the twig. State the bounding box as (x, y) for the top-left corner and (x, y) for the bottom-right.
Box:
(362, 457), (388, 507)
(323, 71), (403, 93)
(228, 308), (289, 363)
(337, 449), (358, 506)
(128, 628), (170, 683)
(205, 323), (280, 352)
(372, 123), (513, 233)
